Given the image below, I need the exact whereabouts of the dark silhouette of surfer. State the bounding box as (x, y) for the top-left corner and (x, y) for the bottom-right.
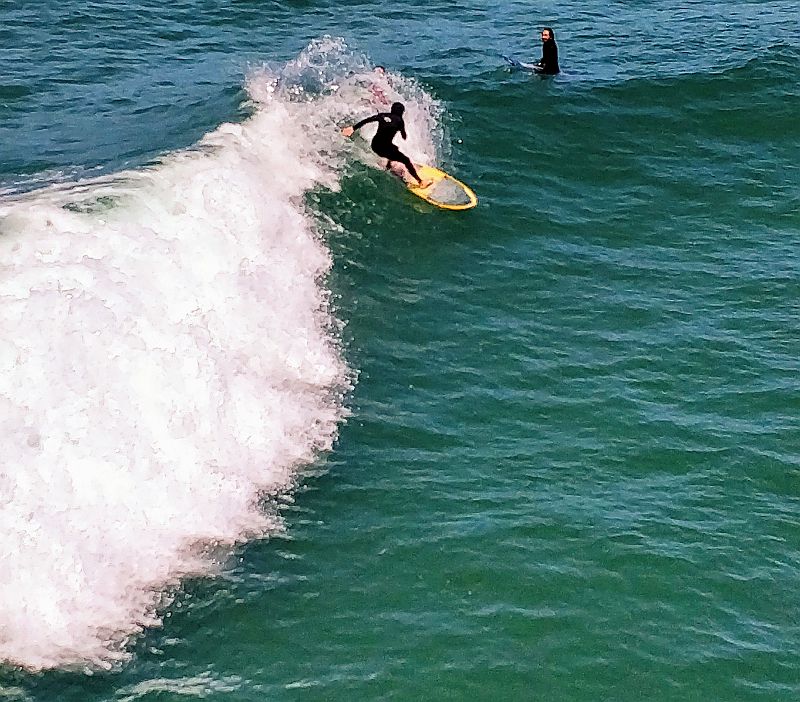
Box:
(341, 102), (433, 188)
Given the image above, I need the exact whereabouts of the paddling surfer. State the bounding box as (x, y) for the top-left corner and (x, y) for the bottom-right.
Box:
(341, 102), (433, 188)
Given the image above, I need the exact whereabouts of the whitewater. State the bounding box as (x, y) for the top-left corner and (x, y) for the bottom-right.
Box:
(0, 39), (442, 671)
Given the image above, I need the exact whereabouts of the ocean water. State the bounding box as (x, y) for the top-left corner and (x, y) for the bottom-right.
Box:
(1, 0), (799, 699)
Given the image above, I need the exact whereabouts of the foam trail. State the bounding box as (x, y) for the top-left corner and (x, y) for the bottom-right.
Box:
(0, 37), (443, 672)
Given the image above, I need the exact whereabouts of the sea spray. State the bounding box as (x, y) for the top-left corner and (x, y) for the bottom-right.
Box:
(0, 38), (444, 671)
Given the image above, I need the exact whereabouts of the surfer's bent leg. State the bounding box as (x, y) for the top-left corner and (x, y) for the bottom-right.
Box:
(374, 142), (422, 184)
(394, 152), (422, 184)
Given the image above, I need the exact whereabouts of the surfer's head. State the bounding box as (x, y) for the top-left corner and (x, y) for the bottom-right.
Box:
(390, 102), (405, 116)
(541, 27), (555, 42)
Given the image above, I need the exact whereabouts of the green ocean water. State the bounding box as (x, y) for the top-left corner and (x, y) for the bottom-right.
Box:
(2, 1), (799, 700)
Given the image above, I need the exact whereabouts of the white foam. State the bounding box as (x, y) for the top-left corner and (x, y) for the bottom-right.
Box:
(0, 37), (445, 672)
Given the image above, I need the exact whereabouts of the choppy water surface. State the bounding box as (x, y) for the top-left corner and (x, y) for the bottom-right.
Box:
(1, 1), (799, 700)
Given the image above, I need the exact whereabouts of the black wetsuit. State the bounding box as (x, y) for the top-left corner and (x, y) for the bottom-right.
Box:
(535, 39), (560, 75)
(351, 112), (422, 182)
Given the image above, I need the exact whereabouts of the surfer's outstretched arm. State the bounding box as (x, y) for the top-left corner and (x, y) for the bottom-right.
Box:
(341, 113), (382, 137)
(353, 114), (382, 130)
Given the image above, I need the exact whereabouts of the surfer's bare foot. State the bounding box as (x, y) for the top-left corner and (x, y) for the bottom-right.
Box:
(417, 179), (433, 189)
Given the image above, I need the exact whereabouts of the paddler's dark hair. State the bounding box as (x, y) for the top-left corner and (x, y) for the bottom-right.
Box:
(543, 27), (555, 39)
(390, 102), (405, 115)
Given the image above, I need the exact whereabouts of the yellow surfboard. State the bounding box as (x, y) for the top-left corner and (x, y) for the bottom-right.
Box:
(407, 165), (477, 211)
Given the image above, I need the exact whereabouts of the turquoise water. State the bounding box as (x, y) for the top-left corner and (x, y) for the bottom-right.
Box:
(2, 1), (799, 700)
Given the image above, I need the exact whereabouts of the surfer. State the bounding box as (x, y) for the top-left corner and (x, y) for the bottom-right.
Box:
(341, 102), (433, 188)
(534, 27), (560, 75)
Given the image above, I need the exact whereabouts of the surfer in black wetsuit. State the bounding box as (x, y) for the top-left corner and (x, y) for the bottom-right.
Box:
(341, 102), (433, 188)
(534, 27), (560, 75)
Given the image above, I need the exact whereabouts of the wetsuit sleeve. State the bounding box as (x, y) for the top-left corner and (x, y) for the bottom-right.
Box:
(352, 114), (382, 131)
(400, 119), (407, 140)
